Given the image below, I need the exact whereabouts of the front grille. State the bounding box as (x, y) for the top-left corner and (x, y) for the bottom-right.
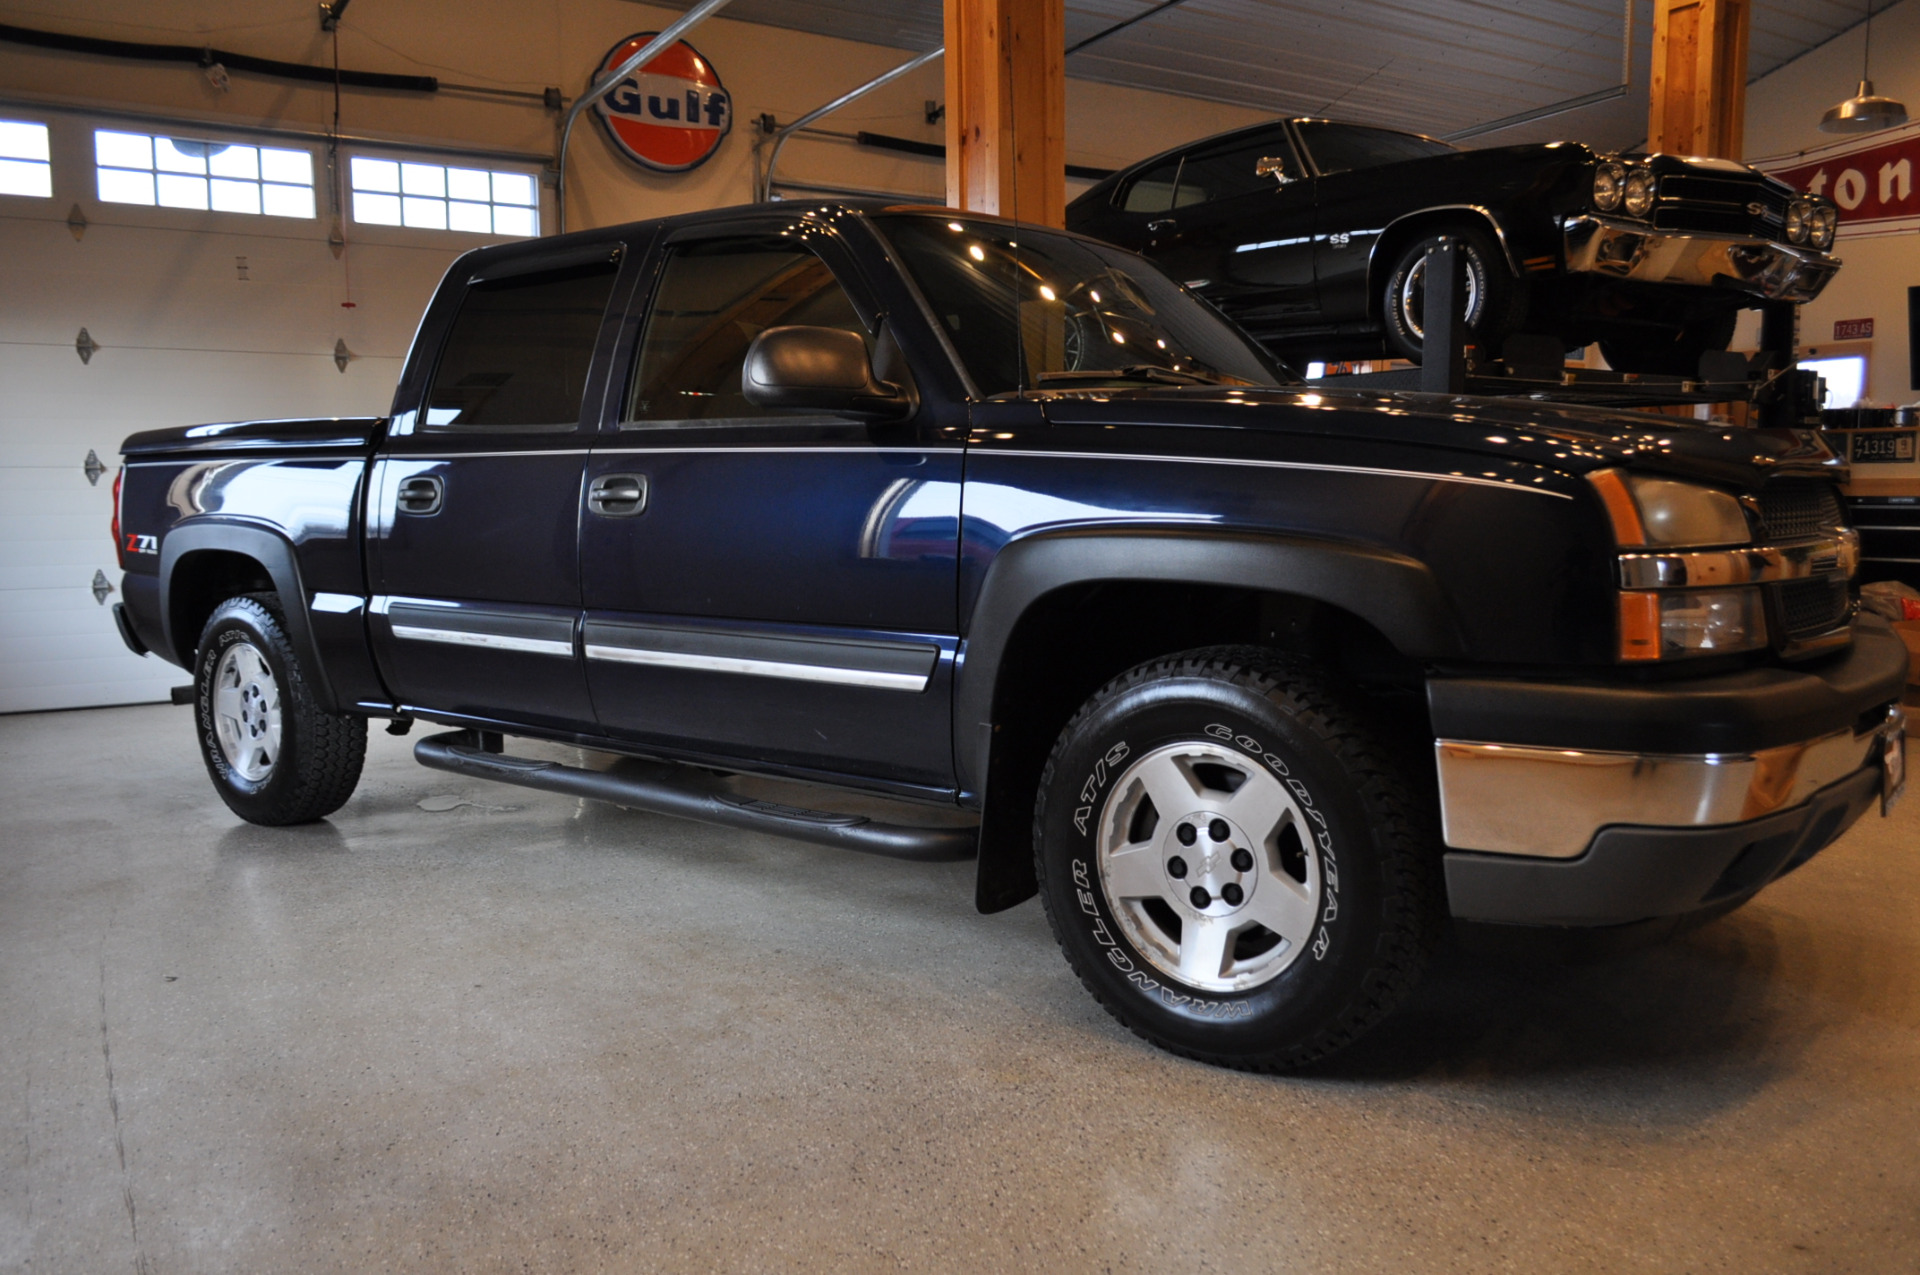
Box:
(1774, 575), (1852, 640)
(1754, 482), (1844, 542)
(1652, 175), (1791, 242)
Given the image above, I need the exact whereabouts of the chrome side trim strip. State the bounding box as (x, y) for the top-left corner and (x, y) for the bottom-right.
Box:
(390, 625), (575, 656)
(1435, 723), (1883, 858)
(583, 643), (930, 691)
(982, 449), (1574, 499)
(1618, 530), (1860, 588)
(576, 444), (1570, 498)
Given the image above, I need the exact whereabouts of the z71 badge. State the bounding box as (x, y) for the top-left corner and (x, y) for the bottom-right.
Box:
(124, 533), (157, 555)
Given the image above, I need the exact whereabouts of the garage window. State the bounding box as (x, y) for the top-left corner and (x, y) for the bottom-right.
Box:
(0, 120), (51, 198)
(349, 157), (538, 236)
(93, 130), (315, 217)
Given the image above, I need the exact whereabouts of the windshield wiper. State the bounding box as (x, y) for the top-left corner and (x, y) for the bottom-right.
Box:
(1033, 365), (1224, 387)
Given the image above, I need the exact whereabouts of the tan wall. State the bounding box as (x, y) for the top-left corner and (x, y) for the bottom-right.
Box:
(0, 1), (1269, 223)
(1743, 0), (1920, 406)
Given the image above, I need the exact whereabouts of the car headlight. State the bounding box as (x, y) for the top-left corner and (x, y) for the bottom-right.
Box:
(1589, 469), (1752, 547)
(1592, 163), (1626, 211)
(1809, 205), (1837, 250)
(1618, 587), (1768, 660)
(1784, 200), (1810, 243)
(1622, 169), (1655, 218)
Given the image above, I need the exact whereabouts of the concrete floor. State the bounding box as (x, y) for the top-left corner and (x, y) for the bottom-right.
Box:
(2, 704), (1917, 1273)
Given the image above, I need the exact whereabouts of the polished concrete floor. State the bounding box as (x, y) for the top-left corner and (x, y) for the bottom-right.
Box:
(2, 703), (1917, 1272)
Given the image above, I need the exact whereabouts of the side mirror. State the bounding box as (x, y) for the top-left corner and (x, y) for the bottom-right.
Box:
(1255, 156), (1295, 185)
(741, 325), (913, 420)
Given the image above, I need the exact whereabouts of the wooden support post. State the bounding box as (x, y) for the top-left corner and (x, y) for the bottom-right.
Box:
(1649, 0), (1750, 158)
(943, 0), (1065, 226)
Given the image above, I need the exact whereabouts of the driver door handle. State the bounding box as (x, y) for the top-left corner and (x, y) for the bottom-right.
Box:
(588, 473), (649, 518)
(1147, 218), (1177, 234)
(396, 474), (443, 516)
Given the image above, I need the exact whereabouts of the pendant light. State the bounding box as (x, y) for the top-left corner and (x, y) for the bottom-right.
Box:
(1820, 0), (1908, 133)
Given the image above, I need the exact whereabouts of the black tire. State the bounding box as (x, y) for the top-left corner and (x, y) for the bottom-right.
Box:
(1598, 310), (1739, 377)
(193, 594), (366, 825)
(1034, 647), (1442, 1072)
(1380, 224), (1521, 364)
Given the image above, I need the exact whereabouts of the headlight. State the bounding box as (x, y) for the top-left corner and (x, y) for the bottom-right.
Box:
(1589, 469), (1752, 547)
(1592, 163), (1625, 211)
(1622, 169), (1655, 217)
(1784, 200), (1810, 243)
(1809, 206), (1837, 249)
(1619, 588), (1768, 660)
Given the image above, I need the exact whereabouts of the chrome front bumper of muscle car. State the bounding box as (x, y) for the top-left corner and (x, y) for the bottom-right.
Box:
(1562, 214), (1840, 303)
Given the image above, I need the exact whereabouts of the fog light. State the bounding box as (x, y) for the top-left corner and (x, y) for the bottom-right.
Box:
(1619, 588), (1767, 661)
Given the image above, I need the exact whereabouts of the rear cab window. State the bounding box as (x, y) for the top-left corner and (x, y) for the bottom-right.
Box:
(424, 259), (621, 432)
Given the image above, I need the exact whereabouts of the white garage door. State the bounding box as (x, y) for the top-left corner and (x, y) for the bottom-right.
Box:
(0, 103), (549, 713)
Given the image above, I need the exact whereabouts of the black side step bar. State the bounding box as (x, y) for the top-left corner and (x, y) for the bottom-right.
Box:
(414, 730), (977, 862)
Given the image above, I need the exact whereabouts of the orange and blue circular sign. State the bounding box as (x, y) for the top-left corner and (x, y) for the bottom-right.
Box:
(592, 33), (732, 173)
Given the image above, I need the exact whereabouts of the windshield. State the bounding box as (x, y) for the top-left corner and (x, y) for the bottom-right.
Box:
(871, 214), (1289, 397)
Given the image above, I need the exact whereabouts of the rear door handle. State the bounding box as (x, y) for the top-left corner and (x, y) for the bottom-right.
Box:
(396, 474), (443, 516)
(588, 473), (648, 517)
(1147, 218), (1177, 234)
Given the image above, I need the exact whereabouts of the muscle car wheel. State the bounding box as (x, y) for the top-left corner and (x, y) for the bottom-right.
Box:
(1597, 310), (1739, 377)
(1033, 647), (1442, 1071)
(1381, 226), (1516, 364)
(193, 594), (366, 826)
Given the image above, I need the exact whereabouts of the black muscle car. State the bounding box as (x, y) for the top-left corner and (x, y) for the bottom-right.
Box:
(1066, 118), (1841, 375)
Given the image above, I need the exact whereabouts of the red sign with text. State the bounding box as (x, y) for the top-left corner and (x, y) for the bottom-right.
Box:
(1833, 318), (1875, 340)
(1757, 126), (1920, 236)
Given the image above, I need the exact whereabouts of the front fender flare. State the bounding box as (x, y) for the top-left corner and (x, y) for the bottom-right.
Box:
(159, 518), (339, 712)
(956, 528), (1463, 912)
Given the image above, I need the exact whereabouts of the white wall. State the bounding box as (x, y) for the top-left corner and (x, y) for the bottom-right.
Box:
(1744, 0), (1920, 407)
(0, 1), (1268, 711)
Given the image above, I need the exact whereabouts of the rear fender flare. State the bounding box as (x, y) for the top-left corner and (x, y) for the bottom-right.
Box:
(159, 519), (339, 712)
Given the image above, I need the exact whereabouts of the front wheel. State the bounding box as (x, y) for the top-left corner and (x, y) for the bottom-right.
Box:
(1598, 310), (1739, 377)
(1034, 648), (1442, 1071)
(194, 594), (366, 825)
(1381, 226), (1520, 364)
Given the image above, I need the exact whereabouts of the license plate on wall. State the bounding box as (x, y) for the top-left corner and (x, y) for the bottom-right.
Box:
(1852, 431), (1917, 464)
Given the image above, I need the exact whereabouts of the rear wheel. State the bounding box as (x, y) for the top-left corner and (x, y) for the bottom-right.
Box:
(1034, 647), (1443, 1071)
(193, 595), (365, 825)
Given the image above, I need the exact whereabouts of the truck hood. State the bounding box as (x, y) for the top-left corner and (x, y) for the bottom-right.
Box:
(121, 417), (384, 458)
(1034, 386), (1846, 490)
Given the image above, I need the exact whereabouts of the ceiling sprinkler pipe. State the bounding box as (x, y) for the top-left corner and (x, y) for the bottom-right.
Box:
(758, 47), (945, 202)
(555, 0), (737, 234)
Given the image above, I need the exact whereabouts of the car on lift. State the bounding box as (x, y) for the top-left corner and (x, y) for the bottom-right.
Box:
(1066, 117), (1842, 375)
(112, 201), (1905, 1074)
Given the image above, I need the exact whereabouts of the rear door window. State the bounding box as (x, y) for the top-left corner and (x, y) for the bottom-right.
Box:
(1295, 122), (1454, 175)
(424, 262), (619, 431)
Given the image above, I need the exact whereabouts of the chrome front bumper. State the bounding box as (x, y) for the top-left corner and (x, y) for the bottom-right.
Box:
(1562, 215), (1840, 303)
(1436, 703), (1905, 859)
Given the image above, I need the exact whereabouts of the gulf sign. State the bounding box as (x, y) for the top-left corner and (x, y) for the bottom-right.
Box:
(592, 33), (732, 173)
(1756, 122), (1920, 239)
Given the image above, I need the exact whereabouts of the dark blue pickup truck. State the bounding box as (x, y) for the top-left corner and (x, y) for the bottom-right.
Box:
(113, 202), (1907, 1071)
